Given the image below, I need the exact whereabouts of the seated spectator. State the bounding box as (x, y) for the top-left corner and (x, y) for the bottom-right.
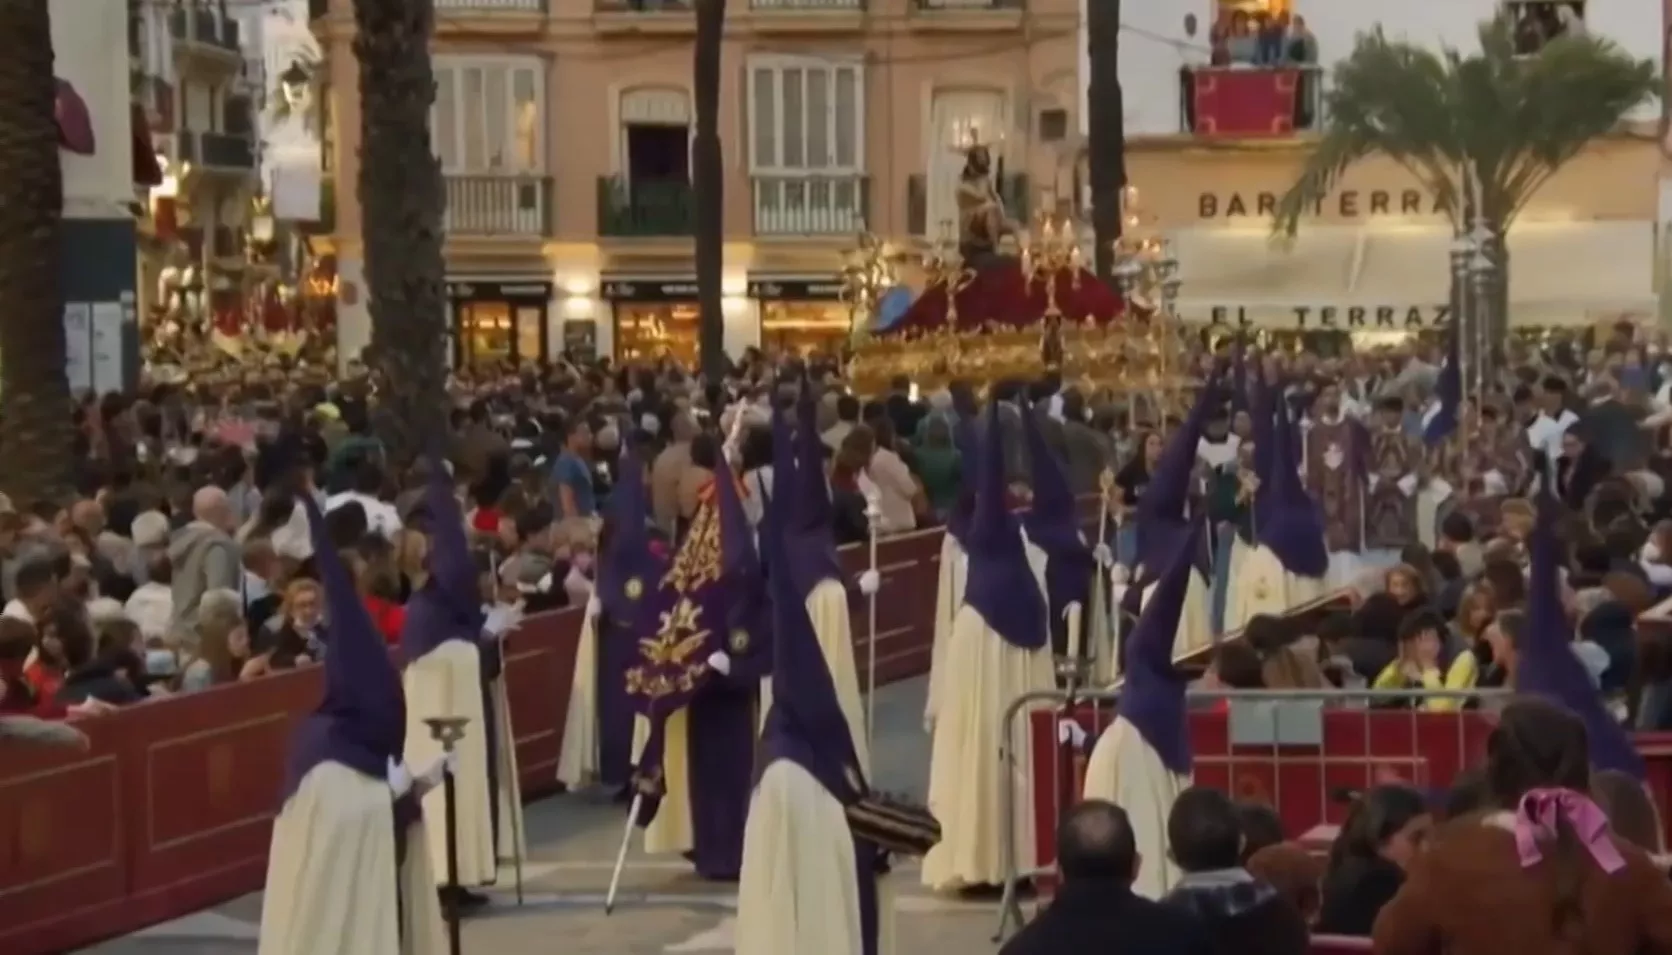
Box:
(1245, 614), (1327, 689)
(178, 588), (256, 691)
(1317, 784), (1431, 935)
(1246, 842), (1324, 924)
(261, 579), (324, 670)
(59, 615), (146, 706)
(1163, 786), (1310, 955)
(1198, 640), (1265, 704)
(1373, 698), (1672, 954)
(1373, 609), (1474, 710)
(4, 557), (59, 627)
(999, 799), (1211, 955)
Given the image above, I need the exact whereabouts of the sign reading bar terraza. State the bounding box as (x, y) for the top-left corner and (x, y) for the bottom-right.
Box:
(1206, 304), (1452, 328)
(1198, 189), (1450, 219)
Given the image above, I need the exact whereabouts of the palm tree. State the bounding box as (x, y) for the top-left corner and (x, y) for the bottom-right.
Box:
(1273, 16), (1657, 373)
(1085, 0), (1124, 280)
(0, 2), (74, 501)
(352, 0), (448, 465)
(693, 0), (726, 379)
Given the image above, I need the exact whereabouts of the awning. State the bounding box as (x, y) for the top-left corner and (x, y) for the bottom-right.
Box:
(1170, 221), (1655, 329)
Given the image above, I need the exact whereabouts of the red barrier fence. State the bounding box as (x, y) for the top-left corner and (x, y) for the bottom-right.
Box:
(0, 525), (952, 955)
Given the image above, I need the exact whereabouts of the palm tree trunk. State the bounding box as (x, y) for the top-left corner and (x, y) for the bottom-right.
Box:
(693, 0), (726, 379)
(353, 0), (448, 466)
(1086, 0), (1124, 281)
(0, 0), (73, 502)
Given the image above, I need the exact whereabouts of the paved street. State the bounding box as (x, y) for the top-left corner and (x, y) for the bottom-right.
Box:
(80, 676), (1027, 954)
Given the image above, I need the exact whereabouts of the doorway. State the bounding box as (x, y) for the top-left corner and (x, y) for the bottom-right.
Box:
(624, 123), (690, 185)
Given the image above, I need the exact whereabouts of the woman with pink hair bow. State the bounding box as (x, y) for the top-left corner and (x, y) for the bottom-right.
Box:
(1371, 699), (1672, 955)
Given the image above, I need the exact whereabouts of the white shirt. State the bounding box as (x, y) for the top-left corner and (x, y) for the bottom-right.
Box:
(1525, 409), (1578, 461)
(325, 491), (403, 541)
(2, 600), (33, 625)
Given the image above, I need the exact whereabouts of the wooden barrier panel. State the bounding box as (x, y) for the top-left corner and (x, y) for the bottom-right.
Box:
(0, 523), (953, 955)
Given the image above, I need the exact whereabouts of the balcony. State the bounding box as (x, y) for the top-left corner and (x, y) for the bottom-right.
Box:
(444, 175), (551, 236)
(592, 0), (695, 35)
(751, 0), (863, 8)
(169, 5), (242, 72)
(748, 0), (865, 33)
(597, 177), (694, 238)
(751, 174), (868, 237)
(1180, 65), (1324, 138)
(906, 172), (1030, 237)
(435, 0), (546, 35)
(907, 0), (1023, 31)
(436, 0), (545, 10)
(178, 130), (256, 173)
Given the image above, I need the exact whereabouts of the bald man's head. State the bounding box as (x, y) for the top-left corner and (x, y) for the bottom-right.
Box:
(193, 486), (232, 532)
(1057, 799), (1138, 884)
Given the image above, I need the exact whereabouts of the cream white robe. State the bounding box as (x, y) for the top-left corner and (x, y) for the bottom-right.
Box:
(1080, 716), (1191, 900)
(760, 579), (871, 775)
(736, 760), (898, 955)
(258, 762), (447, 955)
(404, 640), (525, 887)
(1222, 541), (1326, 634)
(1163, 570), (1215, 664)
(924, 533), (967, 731)
(635, 708), (694, 855)
(556, 604), (602, 789)
(920, 541), (1053, 891)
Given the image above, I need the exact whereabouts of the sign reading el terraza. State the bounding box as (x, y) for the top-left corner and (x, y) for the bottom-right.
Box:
(747, 278), (845, 300)
(600, 278), (700, 301)
(1199, 189), (1451, 220)
(447, 280), (554, 300)
(1205, 304), (1452, 328)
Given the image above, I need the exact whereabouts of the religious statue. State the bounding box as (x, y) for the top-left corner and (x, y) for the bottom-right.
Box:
(956, 144), (1018, 268)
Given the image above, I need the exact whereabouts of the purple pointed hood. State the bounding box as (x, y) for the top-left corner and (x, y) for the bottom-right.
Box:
(283, 492), (407, 798)
(1117, 509), (1200, 776)
(600, 450), (666, 623)
(1256, 397), (1329, 579)
(794, 390), (835, 529)
(403, 454), (485, 661)
(1020, 402), (1094, 619)
(759, 488), (867, 802)
(774, 402), (844, 599)
(1136, 368), (1220, 570)
(963, 397), (1046, 650)
(713, 451), (759, 581)
(1519, 491), (1645, 778)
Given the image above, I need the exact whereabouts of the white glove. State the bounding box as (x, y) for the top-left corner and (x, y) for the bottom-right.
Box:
(1110, 564), (1130, 586)
(482, 602), (524, 639)
(706, 651), (732, 676)
(386, 756), (414, 798)
(857, 569), (881, 596)
(416, 751), (459, 792)
(1092, 542), (1113, 567)
(584, 589), (602, 619)
(1056, 719), (1088, 749)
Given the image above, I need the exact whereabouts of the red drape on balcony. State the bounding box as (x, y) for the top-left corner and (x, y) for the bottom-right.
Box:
(1191, 67), (1299, 137)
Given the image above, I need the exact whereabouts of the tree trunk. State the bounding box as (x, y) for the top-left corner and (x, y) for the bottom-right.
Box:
(1086, 0), (1125, 281)
(693, 0), (726, 380)
(353, 0), (448, 467)
(0, 0), (73, 502)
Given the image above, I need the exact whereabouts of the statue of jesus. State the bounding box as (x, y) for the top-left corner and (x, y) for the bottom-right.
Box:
(956, 144), (1017, 267)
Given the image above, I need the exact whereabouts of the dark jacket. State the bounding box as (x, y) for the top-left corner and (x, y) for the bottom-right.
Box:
(1163, 868), (1310, 955)
(1000, 878), (1213, 955)
(1317, 854), (1405, 936)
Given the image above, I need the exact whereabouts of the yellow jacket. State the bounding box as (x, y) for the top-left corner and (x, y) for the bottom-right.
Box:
(1371, 650), (1479, 711)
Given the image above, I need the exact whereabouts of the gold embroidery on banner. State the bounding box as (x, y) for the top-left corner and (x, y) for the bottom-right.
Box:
(624, 597), (713, 701)
(625, 577), (643, 600)
(664, 502), (723, 593)
(728, 628), (750, 654)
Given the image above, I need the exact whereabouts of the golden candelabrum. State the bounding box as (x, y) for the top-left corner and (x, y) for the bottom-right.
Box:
(922, 218), (974, 325)
(1020, 210), (1084, 320)
(839, 228), (900, 344)
(1109, 183), (1194, 423)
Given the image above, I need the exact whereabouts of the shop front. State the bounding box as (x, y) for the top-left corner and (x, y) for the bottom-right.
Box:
(601, 275), (700, 365)
(447, 279), (553, 368)
(748, 276), (851, 356)
(1167, 219), (1656, 353)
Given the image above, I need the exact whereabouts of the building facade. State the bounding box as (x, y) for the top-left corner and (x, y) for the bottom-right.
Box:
(318, 0), (1081, 366)
(1092, 0), (1663, 343)
(131, 0), (261, 337)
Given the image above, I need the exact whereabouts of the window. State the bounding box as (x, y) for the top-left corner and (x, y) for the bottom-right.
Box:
(748, 55), (863, 174)
(431, 57), (545, 174)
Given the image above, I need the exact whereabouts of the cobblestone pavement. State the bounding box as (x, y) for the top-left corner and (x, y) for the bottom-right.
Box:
(80, 676), (1028, 954)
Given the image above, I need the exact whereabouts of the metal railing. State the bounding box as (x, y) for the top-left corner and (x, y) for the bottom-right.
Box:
(436, 0), (546, 10)
(1178, 64), (1326, 136)
(992, 685), (1511, 939)
(444, 175), (552, 236)
(596, 177), (694, 237)
(751, 174), (868, 236)
(906, 172), (1029, 237)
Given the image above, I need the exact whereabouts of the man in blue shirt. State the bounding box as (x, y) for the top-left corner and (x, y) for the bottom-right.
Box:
(550, 418), (597, 520)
